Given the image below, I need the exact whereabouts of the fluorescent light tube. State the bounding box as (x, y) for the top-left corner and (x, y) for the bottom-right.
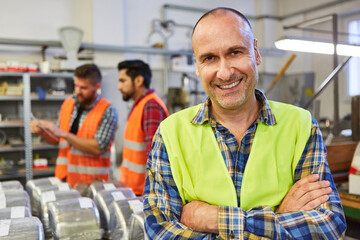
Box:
(275, 38), (360, 56)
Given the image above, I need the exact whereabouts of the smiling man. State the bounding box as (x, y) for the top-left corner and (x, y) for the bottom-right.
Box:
(143, 7), (346, 239)
(30, 64), (118, 187)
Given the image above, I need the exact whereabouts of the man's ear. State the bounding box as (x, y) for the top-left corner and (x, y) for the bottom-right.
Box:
(95, 82), (101, 91)
(134, 75), (144, 87)
(254, 39), (262, 65)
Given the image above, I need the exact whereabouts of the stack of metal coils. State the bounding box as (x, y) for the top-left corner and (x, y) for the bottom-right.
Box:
(25, 177), (62, 216)
(47, 197), (102, 239)
(93, 187), (135, 239)
(0, 180), (44, 239)
(39, 189), (81, 238)
(108, 197), (144, 240)
(31, 182), (71, 218)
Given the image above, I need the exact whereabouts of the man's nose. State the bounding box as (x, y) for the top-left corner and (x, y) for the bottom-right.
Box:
(216, 59), (233, 81)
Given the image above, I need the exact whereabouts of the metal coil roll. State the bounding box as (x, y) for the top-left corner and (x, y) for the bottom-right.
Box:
(108, 197), (143, 240)
(39, 189), (81, 238)
(47, 197), (102, 240)
(0, 217), (44, 240)
(93, 187), (135, 239)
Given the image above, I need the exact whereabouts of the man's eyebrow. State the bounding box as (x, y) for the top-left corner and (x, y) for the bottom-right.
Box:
(228, 45), (248, 53)
(198, 52), (214, 61)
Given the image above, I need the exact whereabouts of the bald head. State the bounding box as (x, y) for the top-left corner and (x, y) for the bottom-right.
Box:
(192, 7), (252, 36)
(192, 8), (256, 57)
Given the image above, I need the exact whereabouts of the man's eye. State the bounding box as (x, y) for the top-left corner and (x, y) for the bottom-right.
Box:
(204, 56), (214, 62)
(232, 51), (241, 55)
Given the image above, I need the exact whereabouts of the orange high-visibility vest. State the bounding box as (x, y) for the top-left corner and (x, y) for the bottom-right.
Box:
(120, 92), (168, 195)
(56, 97), (112, 186)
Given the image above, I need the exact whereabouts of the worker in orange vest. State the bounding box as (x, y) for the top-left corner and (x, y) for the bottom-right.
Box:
(117, 60), (169, 195)
(30, 64), (118, 187)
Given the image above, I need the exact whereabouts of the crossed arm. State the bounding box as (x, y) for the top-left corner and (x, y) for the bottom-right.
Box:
(180, 174), (332, 233)
(143, 127), (346, 239)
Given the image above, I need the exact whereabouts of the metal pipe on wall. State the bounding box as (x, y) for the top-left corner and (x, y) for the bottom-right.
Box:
(333, 14), (339, 126)
(302, 56), (352, 109)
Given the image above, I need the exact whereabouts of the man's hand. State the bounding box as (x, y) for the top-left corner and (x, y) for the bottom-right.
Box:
(30, 119), (60, 144)
(40, 121), (67, 139)
(276, 174), (332, 213)
(30, 120), (43, 134)
(180, 200), (218, 233)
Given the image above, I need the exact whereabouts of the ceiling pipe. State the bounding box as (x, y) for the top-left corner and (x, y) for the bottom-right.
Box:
(162, 0), (357, 22)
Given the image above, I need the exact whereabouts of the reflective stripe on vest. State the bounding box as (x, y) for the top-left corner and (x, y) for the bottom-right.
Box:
(121, 158), (147, 173)
(70, 148), (111, 158)
(59, 141), (68, 148)
(123, 139), (146, 151)
(56, 157), (68, 165)
(160, 101), (312, 210)
(121, 92), (169, 195)
(68, 164), (110, 175)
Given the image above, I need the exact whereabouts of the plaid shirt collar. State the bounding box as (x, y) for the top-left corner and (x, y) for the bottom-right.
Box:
(191, 89), (277, 127)
(131, 89), (154, 109)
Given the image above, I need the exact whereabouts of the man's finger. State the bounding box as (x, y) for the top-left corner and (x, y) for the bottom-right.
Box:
(301, 194), (330, 211)
(291, 180), (330, 200)
(294, 174), (320, 187)
(294, 186), (332, 211)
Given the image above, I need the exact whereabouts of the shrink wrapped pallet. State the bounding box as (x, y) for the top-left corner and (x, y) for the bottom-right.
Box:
(48, 197), (102, 240)
(88, 181), (117, 199)
(128, 211), (145, 240)
(39, 189), (81, 238)
(94, 188), (135, 238)
(25, 177), (62, 215)
(0, 217), (44, 240)
(0, 190), (30, 210)
(108, 197), (143, 240)
(0, 180), (23, 192)
(0, 206), (31, 220)
(31, 182), (70, 217)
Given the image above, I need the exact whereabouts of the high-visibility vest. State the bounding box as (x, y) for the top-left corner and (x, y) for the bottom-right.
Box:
(56, 97), (112, 186)
(160, 101), (312, 210)
(121, 92), (169, 195)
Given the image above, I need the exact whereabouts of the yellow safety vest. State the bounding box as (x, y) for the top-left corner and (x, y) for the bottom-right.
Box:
(160, 101), (312, 210)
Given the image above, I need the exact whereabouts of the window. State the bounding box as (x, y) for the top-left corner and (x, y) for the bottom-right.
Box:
(348, 19), (360, 96)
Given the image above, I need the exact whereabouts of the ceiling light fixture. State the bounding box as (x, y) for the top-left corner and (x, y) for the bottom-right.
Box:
(275, 37), (360, 57)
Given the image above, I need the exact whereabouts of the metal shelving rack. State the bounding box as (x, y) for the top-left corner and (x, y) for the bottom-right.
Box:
(0, 71), (73, 181)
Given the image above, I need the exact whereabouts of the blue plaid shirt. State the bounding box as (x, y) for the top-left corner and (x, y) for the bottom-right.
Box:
(143, 90), (346, 239)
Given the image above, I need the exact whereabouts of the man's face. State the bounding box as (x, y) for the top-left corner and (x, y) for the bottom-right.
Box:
(74, 77), (99, 107)
(118, 69), (135, 101)
(192, 12), (262, 111)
